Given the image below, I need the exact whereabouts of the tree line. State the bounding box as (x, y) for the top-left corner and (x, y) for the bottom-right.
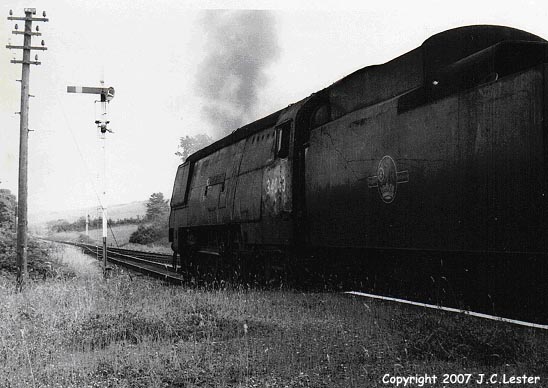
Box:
(45, 192), (172, 246)
(47, 216), (142, 233)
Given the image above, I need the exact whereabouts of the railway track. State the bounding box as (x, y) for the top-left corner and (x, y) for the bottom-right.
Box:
(46, 239), (548, 329)
(50, 240), (184, 283)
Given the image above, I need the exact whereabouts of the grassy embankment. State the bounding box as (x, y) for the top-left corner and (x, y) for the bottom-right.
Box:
(0, 243), (546, 387)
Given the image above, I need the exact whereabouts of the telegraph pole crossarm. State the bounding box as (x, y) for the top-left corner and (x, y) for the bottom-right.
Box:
(12, 30), (42, 36)
(6, 45), (47, 50)
(6, 8), (48, 291)
(8, 16), (49, 22)
(11, 60), (41, 65)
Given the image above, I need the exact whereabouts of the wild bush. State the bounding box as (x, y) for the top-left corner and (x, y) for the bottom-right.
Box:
(128, 223), (166, 245)
(128, 192), (169, 245)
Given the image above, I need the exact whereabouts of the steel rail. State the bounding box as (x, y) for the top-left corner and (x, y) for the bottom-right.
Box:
(49, 240), (184, 283)
(44, 239), (548, 329)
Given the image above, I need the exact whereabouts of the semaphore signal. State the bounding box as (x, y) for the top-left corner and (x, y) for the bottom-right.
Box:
(67, 81), (115, 278)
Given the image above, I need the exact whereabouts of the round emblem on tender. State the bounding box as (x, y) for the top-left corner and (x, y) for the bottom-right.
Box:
(367, 155), (409, 203)
(377, 156), (398, 203)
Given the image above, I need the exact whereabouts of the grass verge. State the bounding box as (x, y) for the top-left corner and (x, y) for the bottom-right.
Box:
(0, 246), (546, 387)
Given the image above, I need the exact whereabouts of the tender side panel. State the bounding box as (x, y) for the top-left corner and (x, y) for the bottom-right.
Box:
(544, 64), (548, 253)
(455, 69), (545, 252)
(305, 68), (545, 252)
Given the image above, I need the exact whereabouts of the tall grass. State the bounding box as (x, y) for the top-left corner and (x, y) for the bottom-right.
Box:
(0, 245), (545, 387)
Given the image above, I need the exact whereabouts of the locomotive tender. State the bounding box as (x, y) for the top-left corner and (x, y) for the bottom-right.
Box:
(170, 25), (547, 323)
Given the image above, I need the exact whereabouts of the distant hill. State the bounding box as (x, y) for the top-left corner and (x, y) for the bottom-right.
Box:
(29, 200), (147, 226)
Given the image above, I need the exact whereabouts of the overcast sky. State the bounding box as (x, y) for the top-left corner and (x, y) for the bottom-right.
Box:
(1, 0), (548, 220)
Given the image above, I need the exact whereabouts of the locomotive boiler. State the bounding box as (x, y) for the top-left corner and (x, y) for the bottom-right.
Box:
(170, 25), (548, 323)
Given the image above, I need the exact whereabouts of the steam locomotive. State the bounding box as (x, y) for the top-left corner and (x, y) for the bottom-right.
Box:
(169, 25), (548, 323)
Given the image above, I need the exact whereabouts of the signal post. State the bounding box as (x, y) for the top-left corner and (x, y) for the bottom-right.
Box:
(67, 85), (115, 278)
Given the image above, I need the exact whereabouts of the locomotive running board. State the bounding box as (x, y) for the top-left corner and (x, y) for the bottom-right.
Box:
(345, 291), (548, 330)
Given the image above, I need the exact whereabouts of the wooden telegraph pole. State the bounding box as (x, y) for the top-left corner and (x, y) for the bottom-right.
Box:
(6, 8), (48, 291)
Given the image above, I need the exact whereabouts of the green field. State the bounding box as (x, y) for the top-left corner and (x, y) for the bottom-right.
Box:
(0, 243), (546, 387)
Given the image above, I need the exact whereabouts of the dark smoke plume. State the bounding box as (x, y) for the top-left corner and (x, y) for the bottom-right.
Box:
(196, 10), (279, 138)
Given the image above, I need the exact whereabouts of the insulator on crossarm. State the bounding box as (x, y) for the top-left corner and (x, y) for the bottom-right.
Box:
(42, 11), (46, 17)
(9, 10), (13, 16)
(35, 54), (38, 61)
(41, 40), (45, 46)
(14, 24), (18, 30)
(36, 25), (39, 32)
